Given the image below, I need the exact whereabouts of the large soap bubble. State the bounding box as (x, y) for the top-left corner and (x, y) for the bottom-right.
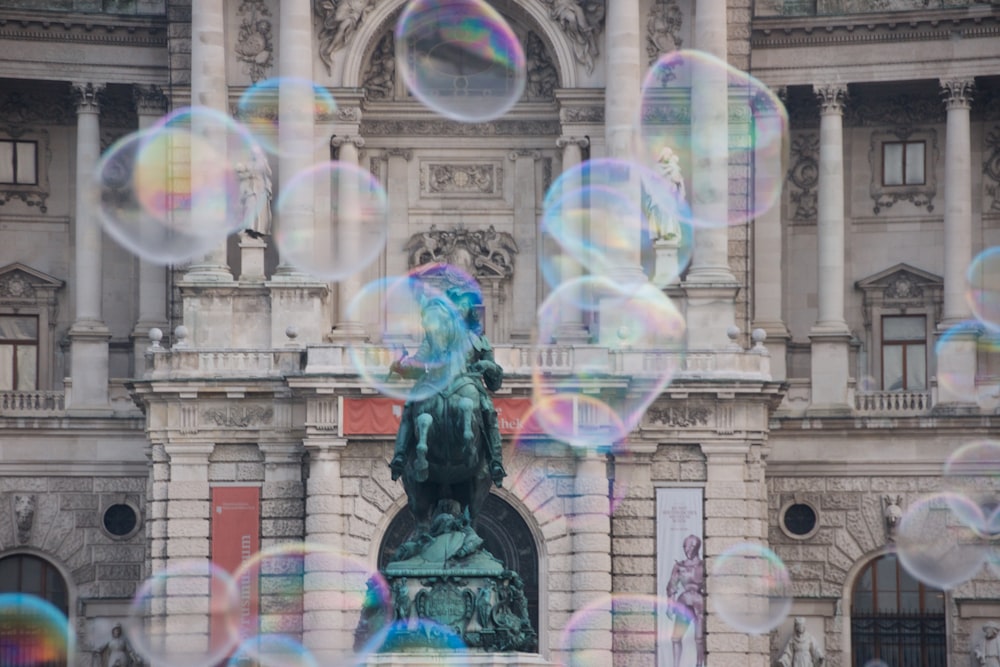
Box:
(0, 593), (73, 667)
(709, 542), (793, 634)
(895, 492), (989, 589)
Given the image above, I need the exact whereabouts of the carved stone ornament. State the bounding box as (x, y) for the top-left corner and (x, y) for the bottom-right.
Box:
(815, 84), (847, 115)
(70, 82), (105, 114)
(405, 225), (518, 279)
(132, 85), (168, 117)
(940, 78), (975, 112)
(235, 0), (274, 83)
(560, 106), (604, 123)
(646, 0), (683, 65)
(883, 494), (903, 542)
(315, 0), (377, 75)
(524, 31), (558, 101)
(202, 405), (274, 428)
(542, 0), (605, 74)
(984, 127), (1000, 214)
(14, 494), (36, 544)
(361, 119), (560, 137)
(645, 404), (711, 427)
(0, 88), (75, 126)
(420, 163), (502, 196)
(788, 133), (819, 221)
(362, 32), (395, 101)
(845, 93), (945, 128)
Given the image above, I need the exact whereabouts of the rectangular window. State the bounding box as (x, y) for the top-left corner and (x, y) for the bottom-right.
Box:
(0, 315), (39, 391)
(882, 141), (925, 186)
(882, 315), (926, 391)
(0, 140), (38, 185)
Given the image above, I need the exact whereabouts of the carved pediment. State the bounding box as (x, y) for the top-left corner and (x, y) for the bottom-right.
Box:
(0, 263), (64, 303)
(405, 225), (518, 279)
(856, 264), (943, 322)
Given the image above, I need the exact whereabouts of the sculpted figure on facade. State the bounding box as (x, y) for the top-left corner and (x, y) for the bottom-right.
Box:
(646, 145), (686, 241)
(363, 32), (396, 100)
(975, 621), (1000, 667)
(883, 494), (903, 542)
(665, 534), (705, 667)
(316, 0), (376, 74)
(96, 623), (141, 667)
(525, 32), (558, 100)
(777, 617), (824, 667)
(237, 145), (272, 239)
(14, 494), (35, 543)
(544, 0), (604, 73)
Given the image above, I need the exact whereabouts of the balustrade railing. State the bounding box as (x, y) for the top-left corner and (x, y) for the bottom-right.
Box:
(854, 390), (932, 415)
(0, 390), (65, 416)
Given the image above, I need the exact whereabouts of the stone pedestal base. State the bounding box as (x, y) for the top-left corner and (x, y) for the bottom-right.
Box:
(809, 328), (852, 412)
(651, 239), (680, 288)
(239, 234), (267, 282)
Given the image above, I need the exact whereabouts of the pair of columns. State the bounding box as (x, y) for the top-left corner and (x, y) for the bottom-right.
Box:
(807, 79), (976, 409)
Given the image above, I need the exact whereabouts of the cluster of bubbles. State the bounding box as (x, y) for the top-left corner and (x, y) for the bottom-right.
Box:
(894, 439), (1000, 590)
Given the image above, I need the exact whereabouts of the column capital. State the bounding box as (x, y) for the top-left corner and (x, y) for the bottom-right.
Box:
(330, 134), (365, 150)
(383, 147), (413, 161)
(70, 82), (105, 114)
(814, 84), (848, 115)
(556, 136), (590, 150)
(940, 78), (975, 111)
(133, 84), (168, 117)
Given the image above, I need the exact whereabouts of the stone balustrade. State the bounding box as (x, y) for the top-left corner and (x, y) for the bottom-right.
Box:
(853, 389), (933, 415)
(0, 390), (66, 416)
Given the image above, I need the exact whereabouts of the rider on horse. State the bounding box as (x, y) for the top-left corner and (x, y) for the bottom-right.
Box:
(388, 285), (507, 488)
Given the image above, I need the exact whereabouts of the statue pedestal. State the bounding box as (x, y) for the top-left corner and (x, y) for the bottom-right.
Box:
(652, 238), (680, 288)
(239, 234), (267, 282)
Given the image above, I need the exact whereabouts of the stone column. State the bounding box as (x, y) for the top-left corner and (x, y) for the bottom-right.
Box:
(132, 85), (170, 376)
(808, 84), (851, 411)
(936, 78), (977, 405)
(510, 150), (542, 337)
(700, 440), (770, 667)
(68, 82), (112, 414)
(553, 136), (591, 343)
(568, 452), (612, 665)
(328, 135), (367, 340)
(302, 437), (347, 663)
(751, 91), (791, 380)
(272, 0), (317, 279)
(183, 0), (232, 281)
(682, 0), (740, 350)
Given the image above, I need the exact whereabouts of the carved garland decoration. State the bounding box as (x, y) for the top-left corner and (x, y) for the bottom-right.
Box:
(787, 133), (819, 221)
(235, 0), (275, 83)
(984, 127), (1000, 214)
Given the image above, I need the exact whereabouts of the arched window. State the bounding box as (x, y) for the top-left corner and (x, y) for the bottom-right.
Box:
(850, 554), (946, 667)
(0, 553), (70, 667)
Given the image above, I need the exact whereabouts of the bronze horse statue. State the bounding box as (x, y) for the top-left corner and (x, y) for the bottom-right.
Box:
(389, 294), (502, 529)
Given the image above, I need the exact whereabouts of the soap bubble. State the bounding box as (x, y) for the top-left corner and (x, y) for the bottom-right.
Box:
(396, 0), (526, 122)
(967, 246), (1000, 331)
(274, 161), (389, 281)
(0, 593), (73, 667)
(360, 618), (467, 655)
(935, 320), (993, 404)
(942, 440), (1000, 537)
(227, 634), (317, 667)
(639, 49), (788, 228)
(709, 542), (793, 634)
(125, 560), (241, 667)
(235, 77), (338, 158)
(895, 492), (989, 589)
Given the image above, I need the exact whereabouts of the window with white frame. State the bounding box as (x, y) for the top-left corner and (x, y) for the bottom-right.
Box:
(0, 139), (38, 185)
(882, 141), (925, 187)
(0, 314), (39, 391)
(881, 315), (926, 391)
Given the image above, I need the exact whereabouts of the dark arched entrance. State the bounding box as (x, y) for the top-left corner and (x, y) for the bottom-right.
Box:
(378, 493), (539, 634)
(0, 553), (70, 667)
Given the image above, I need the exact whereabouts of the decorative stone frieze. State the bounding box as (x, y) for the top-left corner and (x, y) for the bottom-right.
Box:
(845, 94), (945, 127)
(645, 404), (711, 428)
(560, 106), (604, 123)
(360, 119), (561, 137)
(405, 225), (518, 279)
(202, 404), (275, 428)
(0, 87), (76, 126)
(235, 0), (274, 83)
(316, 0), (377, 75)
(419, 162), (503, 196)
(788, 133), (819, 222)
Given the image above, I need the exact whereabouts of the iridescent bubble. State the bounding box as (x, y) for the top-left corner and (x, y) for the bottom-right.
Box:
(709, 542), (793, 634)
(557, 594), (694, 667)
(942, 440), (1000, 537)
(227, 634), (317, 667)
(347, 272), (473, 402)
(530, 276), (685, 450)
(0, 593), (73, 667)
(125, 560), (241, 667)
(967, 246), (1000, 331)
(895, 492), (989, 589)
(395, 0), (527, 122)
(360, 618), (467, 655)
(639, 49), (788, 228)
(274, 161), (389, 281)
(935, 320), (992, 403)
(230, 543), (391, 667)
(862, 660), (890, 667)
(235, 77), (338, 158)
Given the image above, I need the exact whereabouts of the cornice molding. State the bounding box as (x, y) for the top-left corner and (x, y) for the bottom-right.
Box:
(0, 12), (167, 47)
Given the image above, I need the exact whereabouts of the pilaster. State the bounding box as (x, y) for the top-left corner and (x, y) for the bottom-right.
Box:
(328, 134), (368, 341)
(552, 137), (591, 344)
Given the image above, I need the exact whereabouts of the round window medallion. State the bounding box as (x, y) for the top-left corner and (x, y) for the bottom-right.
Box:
(102, 503), (140, 539)
(780, 502), (819, 540)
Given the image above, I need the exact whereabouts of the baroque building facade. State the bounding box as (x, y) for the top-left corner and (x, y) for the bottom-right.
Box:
(0, 1), (998, 666)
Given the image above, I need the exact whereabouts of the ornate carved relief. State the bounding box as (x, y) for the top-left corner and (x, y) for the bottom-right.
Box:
(645, 404), (711, 427)
(203, 405), (275, 428)
(361, 119), (561, 136)
(405, 225), (518, 279)
(235, 0), (275, 83)
(0, 88), (75, 126)
(560, 106), (604, 123)
(70, 82), (105, 114)
(14, 494), (36, 544)
(788, 133), (819, 222)
(420, 163), (503, 196)
(315, 0), (377, 75)
(133, 84), (168, 117)
(867, 127), (939, 215)
(541, 0), (605, 74)
(646, 0), (683, 65)
(856, 263), (943, 328)
(984, 127), (1000, 214)
(0, 126), (51, 213)
(845, 94), (946, 127)
(362, 31), (395, 101)
(815, 84), (847, 115)
(940, 78), (975, 111)
(524, 32), (558, 101)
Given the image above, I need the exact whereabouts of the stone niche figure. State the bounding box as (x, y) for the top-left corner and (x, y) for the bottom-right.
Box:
(237, 145), (272, 239)
(14, 494), (35, 544)
(883, 494), (903, 542)
(777, 617), (824, 667)
(97, 623), (141, 667)
(975, 620), (1000, 667)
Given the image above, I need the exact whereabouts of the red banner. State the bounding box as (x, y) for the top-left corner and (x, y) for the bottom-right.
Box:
(211, 487), (260, 645)
(343, 396), (544, 436)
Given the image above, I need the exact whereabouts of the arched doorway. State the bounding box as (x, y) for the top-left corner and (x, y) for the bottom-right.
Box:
(378, 493), (540, 634)
(0, 553), (70, 667)
(850, 553), (946, 667)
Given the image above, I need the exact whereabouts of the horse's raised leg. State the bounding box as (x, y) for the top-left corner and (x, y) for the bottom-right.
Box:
(459, 397), (474, 444)
(414, 412), (432, 482)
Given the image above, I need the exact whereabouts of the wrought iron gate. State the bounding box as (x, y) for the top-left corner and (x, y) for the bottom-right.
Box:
(851, 612), (946, 667)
